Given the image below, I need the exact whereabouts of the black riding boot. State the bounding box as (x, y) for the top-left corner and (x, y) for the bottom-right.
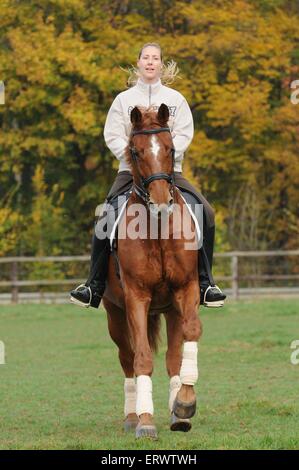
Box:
(199, 225), (226, 308)
(70, 233), (110, 309)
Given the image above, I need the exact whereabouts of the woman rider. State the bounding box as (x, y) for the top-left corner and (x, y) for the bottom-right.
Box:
(70, 42), (226, 308)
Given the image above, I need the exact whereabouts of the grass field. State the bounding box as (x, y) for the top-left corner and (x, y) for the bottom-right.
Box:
(0, 299), (298, 450)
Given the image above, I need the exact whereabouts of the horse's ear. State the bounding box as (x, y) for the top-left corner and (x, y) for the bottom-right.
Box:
(130, 106), (142, 127)
(157, 103), (169, 125)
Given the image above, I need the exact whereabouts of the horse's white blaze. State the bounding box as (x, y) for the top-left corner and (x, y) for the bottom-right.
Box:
(150, 135), (160, 158)
(169, 375), (181, 412)
(124, 378), (136, 416)
(180, 341), (198, 385)
(136, 375), (154, 416)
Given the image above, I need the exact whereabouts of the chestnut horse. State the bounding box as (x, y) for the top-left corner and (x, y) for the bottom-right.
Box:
(102, 103), (202, 439)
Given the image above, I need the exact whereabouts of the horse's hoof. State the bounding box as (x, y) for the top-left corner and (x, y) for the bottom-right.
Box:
(173, 397), (196, 419)
(124, 414), (139, 432)
(135, 423), (158, 440)
(170, 412), (192, 432)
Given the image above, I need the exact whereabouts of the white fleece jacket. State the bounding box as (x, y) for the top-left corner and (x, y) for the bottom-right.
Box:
(103, 78), (194, 172)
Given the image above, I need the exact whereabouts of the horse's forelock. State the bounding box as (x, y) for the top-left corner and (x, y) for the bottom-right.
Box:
(129, 107), (157, 132)
(141, 107), (160, 128)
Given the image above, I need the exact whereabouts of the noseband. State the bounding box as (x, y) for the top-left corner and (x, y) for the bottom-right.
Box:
(129, 127), (175, 204)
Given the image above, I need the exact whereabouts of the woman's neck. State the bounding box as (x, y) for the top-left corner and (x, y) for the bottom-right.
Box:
(139, 77), (161, 85)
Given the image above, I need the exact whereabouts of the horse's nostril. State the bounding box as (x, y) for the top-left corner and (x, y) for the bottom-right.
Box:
(168, 198), (173, 206)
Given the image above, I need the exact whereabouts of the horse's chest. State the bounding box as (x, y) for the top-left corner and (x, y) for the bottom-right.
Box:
(119, 238), (193, 287)
(161, 252), (188, 284)
(148, 248), (185, 283)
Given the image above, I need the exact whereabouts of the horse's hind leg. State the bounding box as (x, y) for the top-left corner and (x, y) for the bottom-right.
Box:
(172, 281), (202, 420)
(103, 298), (138, 432)
(164, 310), (191, 432)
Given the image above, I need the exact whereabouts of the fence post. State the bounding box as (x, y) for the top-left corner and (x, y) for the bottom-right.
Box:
(11, 261), (18, 304)
(231, 254), (239, 300)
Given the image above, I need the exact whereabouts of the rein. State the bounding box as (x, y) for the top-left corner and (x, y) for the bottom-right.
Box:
(129, 127), (175, 205)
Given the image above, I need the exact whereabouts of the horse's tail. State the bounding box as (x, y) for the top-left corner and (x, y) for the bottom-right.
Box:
(147, 314), (161, 354)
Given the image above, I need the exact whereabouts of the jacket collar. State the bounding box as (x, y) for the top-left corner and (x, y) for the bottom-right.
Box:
(136, 78), (162, 95)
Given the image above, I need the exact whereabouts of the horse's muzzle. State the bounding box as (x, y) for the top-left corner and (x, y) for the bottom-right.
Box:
(149, 200), (174, 217)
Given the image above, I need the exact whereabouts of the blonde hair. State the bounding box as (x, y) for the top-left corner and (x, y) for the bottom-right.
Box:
(121, 43), (181, 87)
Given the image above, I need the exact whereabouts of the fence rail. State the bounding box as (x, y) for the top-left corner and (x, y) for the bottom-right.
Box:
(0, 251), (299, 304)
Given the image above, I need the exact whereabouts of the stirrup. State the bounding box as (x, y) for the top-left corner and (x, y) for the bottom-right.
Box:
(70, 284), (92, 308)
(203, 285), (225, 308)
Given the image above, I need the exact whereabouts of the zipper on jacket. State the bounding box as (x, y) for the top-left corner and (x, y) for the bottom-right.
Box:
(149, 84), (151, 107)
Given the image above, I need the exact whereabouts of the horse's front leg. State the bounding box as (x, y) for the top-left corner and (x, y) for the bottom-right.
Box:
(103, 297), (138, 432)
(164, 310), (192, 432)
(123, 284), (157, 439)
(172, 280), (202, 419)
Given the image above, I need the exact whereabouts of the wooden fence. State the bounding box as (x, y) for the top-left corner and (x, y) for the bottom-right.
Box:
(0, 251), (299, 304)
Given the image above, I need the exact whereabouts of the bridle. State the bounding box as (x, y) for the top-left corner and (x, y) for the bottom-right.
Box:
(129, 127), (175, 205)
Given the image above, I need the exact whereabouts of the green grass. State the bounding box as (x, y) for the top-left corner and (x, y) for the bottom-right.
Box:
(0, 299), (298, 450)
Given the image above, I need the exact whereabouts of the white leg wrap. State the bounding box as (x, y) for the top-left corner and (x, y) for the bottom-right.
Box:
(124, 378), (136, 417)
(169, 375), (181, 412)
(180, 341), (198, 385)
(136, 375), (154, 417)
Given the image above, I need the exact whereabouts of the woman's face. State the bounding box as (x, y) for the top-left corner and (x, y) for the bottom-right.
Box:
(137, 46), (162, 84)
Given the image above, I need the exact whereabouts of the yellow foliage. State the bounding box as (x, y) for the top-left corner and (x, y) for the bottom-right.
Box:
(0, 208), (21, 256)
(0, 0), (299, 255)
